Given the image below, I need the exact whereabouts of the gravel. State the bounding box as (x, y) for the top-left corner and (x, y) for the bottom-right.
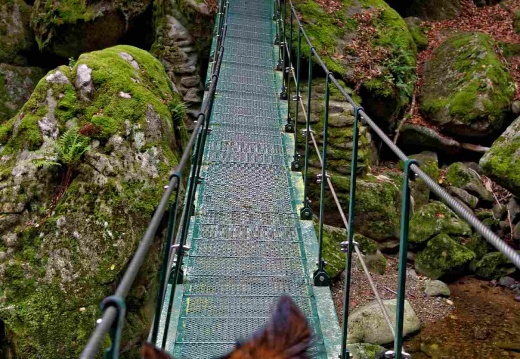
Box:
(331, 254), (454, 326)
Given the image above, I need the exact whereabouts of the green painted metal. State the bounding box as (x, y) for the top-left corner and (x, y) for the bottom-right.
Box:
(395, 159), (419, 359)
(152, 184), (181, 346)
(341, 106), (362, 359)
(314, 74), (331, 287)
(300, 49), (313, 221)
(100, 296), (126, 359)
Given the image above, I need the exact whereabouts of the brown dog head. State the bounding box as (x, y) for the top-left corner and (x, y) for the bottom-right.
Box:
(142, 295), (312, 359)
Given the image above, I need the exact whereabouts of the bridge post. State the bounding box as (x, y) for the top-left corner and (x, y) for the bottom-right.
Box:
(300, 48), (313, 220)
(279, 0), (288, 99)
(314, 73), (332, 287)
(340, 105), (362, 359)
(291, 27), (304, 172)
(394, 159), (419, 359)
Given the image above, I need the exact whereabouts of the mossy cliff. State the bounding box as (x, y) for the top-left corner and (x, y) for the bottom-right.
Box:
(0, 45), (185, 358)
(0, 64), (47, 124)
(31, 0), (154, 60)
(421, 32), (515, 139)
(0, 0), (36, 66)
(292, 0), (417, 125)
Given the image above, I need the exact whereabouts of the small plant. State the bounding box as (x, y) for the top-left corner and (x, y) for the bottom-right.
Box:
(169, 102), (187, 123)
(384, 47), (417, 105)
(31, 127), (91, 208)
(68, 57), (77, 69)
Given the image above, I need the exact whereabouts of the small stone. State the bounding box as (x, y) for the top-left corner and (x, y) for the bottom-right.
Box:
(46, 70), (70, 85)
(513, 223), (520, 242)
(79, 307), (86, 312)
(118, 91), (132, 99)
(493, 203), (507, 220)
(515, 296), (520, 302)
(181, 76), (200, 88)
(446, 299), (454, 305)
(499, 276), (516, 287)
(512, 100), (520, 115)
(508, 197), (520, 223)
(473, 326), (489, 340)
(424, 279), (451, 297)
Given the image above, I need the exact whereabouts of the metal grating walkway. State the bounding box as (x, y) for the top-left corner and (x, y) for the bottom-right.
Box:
(169, 0), (327, 357)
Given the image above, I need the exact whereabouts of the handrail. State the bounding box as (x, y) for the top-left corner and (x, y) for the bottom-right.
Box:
(275, 1), (520, 358)
(78, 2), (229, 357)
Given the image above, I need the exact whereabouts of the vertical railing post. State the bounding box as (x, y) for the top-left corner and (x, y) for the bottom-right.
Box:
(291, 22), (302, 171)
(393, 160), (418, 359)
(101, 296), (126, 359)
(340, 106), (363, 359)
(274, 0), (280, 44)
(280, 0), (288, 99)
(151, 180), (181, 345)
(285, 7), (295, 134)
(300, 48), (313, 220)
(314, 73), (332, 287)
(276, 1), (283, 69)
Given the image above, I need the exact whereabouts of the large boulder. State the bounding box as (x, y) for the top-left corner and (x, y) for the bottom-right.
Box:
(480, 117), (520, 197)
(420, 32), (515, 139)
(293, 0), (417, 125)
(386, 0), (462, 20)
(0, 64), (46, 123)
(0, 45), (185, 358)
(0, 0), (36, 65)
(347, 299), (420, 345)
(409, 201), (472, 244)
(31, 0), (154, 60)
(314, 173), (402, 246)
(415, 234), (476, 279)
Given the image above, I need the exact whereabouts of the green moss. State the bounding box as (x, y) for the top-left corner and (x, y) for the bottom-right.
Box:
(480, 118), (520, 196)
(473, 251), (517, 279)
(445, 162), (471, 187)
(415, 233), (476, 279)
(421, 33), (514, 135)
(409, 201), (472, 243)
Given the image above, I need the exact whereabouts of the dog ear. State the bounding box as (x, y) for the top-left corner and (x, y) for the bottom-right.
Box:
(262, 295), (312, 357)
(141, 342), (173, 359)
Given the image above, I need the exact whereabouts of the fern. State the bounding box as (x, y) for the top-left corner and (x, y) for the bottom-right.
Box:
(31, 158), (61, 169)
(169, 102), (187, 123)
(55, 127), (91, 168)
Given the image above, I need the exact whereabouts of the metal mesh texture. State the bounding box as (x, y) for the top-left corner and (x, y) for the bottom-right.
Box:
(171, 0), (326, 357)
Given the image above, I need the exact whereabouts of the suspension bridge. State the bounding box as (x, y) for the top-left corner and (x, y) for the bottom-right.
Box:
(79, 0), (520, 358)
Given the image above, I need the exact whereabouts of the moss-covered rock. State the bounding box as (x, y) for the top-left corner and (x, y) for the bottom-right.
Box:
(386, 0), (462, 20)
(313, 172), (402, 245)
(472, 251), (517, 279)
(415, 234), (476, 279)
(399, 151), (439, 208)
(319, 224), (385, 277)
(480, 117), (520, 197)
(293, 0), (417, 125)
(31, 0), (154, 60)
(295, 79), (375, 176)
(0, 0), (36, 65)
(445, 162), (494, 202)
(346, 343), (387, 359)
(404, 17), (428, 51)
(0, 45), (185, 358)
(0, 64), (46, 123)
(409, 201), (472, 243)
(420, 32), (515, 138)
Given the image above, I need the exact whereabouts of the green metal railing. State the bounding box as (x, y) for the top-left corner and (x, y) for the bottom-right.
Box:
(78, 2), (228, 357)
(274, 0), (520, 358)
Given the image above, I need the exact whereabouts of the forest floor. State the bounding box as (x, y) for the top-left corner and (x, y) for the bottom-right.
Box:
(330, 255), (520, 358)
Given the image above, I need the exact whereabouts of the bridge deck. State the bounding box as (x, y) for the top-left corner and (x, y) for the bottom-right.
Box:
(162, 1), (339, 357)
